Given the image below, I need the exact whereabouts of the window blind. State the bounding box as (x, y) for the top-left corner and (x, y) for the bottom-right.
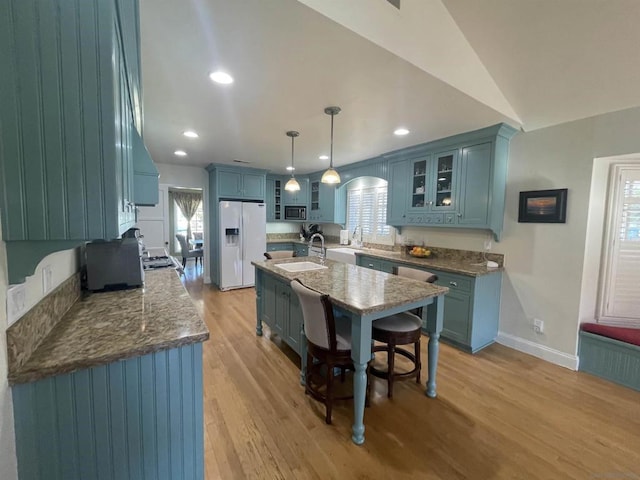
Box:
(346, 184), (393, 245)
(599, 165), (640, 325)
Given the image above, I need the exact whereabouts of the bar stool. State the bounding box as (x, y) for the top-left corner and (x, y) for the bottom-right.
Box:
(370, 266), (438, 398)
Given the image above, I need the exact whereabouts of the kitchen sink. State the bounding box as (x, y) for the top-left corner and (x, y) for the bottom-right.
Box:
(325, 247), (362, 265)
(274, 261), (328, 273)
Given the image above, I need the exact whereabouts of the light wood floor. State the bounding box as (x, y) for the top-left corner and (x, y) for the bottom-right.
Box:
(180, 265), (640, 480)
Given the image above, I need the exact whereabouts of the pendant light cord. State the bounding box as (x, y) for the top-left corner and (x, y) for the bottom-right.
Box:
(329, 112), (334, 169)
(291, 134), (295, 174)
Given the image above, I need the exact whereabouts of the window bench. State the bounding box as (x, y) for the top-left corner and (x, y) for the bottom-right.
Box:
(578, 323), (640, 391)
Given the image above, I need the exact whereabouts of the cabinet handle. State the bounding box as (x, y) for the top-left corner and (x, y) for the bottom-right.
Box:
(457, 213), (462, 217)
(368, 263), (374, 268)
(449, 281), (458, 287)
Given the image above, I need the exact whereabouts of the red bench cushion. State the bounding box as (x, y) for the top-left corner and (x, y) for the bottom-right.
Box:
(581, 323), (640, 347)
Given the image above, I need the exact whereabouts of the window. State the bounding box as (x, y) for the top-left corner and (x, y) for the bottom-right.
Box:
(598, 164), (640, 326)
(346, 178), (394, 245)
(174, 200), (203, 250)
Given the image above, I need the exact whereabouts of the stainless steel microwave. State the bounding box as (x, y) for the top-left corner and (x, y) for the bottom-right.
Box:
(284, 205), (306, 220)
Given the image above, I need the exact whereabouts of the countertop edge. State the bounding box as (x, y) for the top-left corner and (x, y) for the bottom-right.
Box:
(353, 250), (504, 276)
(9, 331), (210, 386)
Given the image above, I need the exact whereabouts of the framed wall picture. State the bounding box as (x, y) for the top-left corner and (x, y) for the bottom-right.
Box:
(518, 188), (568, 223)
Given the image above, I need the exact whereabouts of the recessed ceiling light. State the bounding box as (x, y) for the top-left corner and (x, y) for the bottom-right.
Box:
(183, 130), (199, 138)
(286, 166), (295, 171)
(319, 155), (329, 160)
(209, 71), (234, 84)
(174, 150), (187, 157)
(394, 128), (410, 136)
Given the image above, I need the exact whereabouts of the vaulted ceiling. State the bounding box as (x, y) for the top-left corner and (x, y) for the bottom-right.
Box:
(140, 0), (640, 174)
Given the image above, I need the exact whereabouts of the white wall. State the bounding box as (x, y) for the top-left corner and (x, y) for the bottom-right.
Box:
(397, 106), (640, 366)
(0, 224), (18, 480)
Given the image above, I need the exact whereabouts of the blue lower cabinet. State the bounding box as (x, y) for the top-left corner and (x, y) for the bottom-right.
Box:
(257, 273), (303, 356)
(12, 343), (205, 480)
(356, 255), (501, 352)
(267, 242), (293, 252)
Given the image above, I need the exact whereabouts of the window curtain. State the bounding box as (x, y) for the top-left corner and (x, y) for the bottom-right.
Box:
(173, 191), (202, 240)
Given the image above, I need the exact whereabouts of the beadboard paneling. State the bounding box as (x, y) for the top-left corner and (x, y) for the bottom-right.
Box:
(12, 343), (205, 480)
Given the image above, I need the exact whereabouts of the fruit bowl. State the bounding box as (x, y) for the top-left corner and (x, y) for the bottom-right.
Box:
(409, 251), (431, 258)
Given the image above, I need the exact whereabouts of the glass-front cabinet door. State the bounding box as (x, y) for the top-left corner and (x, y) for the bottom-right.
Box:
(409, 150), (458, 212)
(432, 150), (458, 211)
(410, 157), (429, 209)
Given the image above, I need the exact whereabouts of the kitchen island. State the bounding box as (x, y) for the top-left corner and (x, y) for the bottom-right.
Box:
(8, 268), (209, 480)
(253, 257), (449, 445)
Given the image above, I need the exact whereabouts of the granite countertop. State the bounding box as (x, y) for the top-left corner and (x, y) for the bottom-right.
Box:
(253, 257), (449, 317)
(351, 249), (504, 276)
(9, 268), (209, 385)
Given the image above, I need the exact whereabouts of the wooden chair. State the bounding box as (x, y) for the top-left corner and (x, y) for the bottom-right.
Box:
(176, 234), (203, 267)
(264, 250), (295, 259)
(290, 279), (368, 424)
(370, 266), (438, 398)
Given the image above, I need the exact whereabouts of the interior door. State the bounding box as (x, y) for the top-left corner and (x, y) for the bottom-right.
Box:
(135, 185), (169, 251)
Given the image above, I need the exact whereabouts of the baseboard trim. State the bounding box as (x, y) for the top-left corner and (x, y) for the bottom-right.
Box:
(496, 332), (578, 370)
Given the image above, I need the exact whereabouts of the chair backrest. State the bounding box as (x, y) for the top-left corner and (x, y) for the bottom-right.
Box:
(395, 266), (438, 283)
(264, 250), (295, 260)
(175, 234), (189, 256)
(290, 279), (336, 351)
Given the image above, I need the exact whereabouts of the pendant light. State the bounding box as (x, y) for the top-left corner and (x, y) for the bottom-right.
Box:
(321, 106), (341, 184)
(284, 131), (301, 192)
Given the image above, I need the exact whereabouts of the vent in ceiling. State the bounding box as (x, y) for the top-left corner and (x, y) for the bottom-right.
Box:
(233, 159), (251, 164)
(386, 0), (400, 9)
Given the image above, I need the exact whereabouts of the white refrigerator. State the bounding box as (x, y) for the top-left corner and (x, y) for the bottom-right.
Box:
(219, 201), (266, 290)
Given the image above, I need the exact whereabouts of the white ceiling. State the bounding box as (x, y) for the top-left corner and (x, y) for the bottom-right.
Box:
(140, 0), (640, 175)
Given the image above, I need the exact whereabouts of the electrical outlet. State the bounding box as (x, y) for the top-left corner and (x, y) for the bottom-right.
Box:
(42, 265), (53, 294)
(533, 318), (544, 334)
(484, 239), (492, 251)
(7, 284), (27, 325)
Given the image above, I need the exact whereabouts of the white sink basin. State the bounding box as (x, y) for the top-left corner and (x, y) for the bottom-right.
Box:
(325, 247), (362, 265)
(274, 261), (328, 273)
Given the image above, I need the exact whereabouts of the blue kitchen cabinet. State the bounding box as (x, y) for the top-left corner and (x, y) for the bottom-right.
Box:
(386, 159), (410, 225)
(282, 176), (310, 207)
(356, 254), (501, 352)
(293, 243), (309, 257)
(383, 124), (517, 240)
(216, 168), (266, 201)
(12, 343), (205, 480)
(255, 271), (303, 356)
(266, 176), (282, 221)
(0, 0), (145, 283)
(307, 177), (347, 224)
(458, 142), (492, 226)
(408, 150), (458, 214)
(267, 242), (293, 252)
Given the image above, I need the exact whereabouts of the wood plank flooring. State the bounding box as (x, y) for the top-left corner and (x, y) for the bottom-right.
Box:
(180, 266), (640, 480)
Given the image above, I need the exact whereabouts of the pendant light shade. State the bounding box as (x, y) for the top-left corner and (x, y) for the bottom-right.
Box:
(321, 106), (341, 184)
(284, 131), (301, 192)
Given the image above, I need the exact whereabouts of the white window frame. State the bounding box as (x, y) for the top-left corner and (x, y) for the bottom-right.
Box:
(597, 163), (640, 326)
(346, 178), (394, 245)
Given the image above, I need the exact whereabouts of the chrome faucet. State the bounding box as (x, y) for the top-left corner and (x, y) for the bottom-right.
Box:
(309, 233), (325, 265)
(352, 225), (363, 248)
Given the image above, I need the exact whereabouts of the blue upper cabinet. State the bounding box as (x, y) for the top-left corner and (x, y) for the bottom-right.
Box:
(307, 176), (346, 224)
(282, 177), (309, 207)
(213, 167), (266, 201)
(0, 0), (144, 283)
(384, 124), (517, 240)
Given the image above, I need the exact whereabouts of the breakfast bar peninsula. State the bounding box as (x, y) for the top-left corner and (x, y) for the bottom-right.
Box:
(253, 257), (449, 445)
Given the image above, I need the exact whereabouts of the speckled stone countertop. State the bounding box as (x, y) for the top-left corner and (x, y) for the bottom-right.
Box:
(352, 249), (504, 276)
(9, 268), (209, 385)
(253, 257), (449, 316)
